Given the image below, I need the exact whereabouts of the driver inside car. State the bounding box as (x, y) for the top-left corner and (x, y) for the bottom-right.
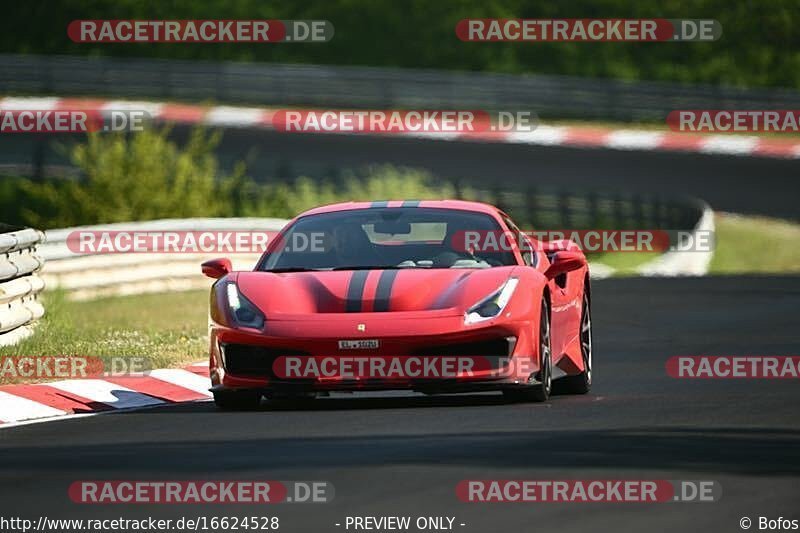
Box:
(326, 223), (382, 266)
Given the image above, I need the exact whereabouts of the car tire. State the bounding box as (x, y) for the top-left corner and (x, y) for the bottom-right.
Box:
(503, 298), (552, 403)
(554, 288), (592, 395)
(213, 390), (262, 410)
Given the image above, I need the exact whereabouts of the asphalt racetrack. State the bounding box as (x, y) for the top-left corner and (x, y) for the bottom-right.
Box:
(1, 276), (798, 532)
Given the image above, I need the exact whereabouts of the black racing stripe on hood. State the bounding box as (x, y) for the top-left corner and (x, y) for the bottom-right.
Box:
(345, 270), (370, 312)
(373, 269), (399, 312)
(370, 201), (389, 208)
(401, 200), (420, 207)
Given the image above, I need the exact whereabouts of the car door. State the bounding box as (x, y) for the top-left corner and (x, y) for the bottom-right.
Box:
(503, 215), (564, 356)
(545, 243), (583, 363)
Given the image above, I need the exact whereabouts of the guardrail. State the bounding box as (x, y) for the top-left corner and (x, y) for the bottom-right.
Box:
(461, 187), (705, 233)
(39, 218), (286, 300)
(2, 54), (800, 121)
(0, 227), (45, 346)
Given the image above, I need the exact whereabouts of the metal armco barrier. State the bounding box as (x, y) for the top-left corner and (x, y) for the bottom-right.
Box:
(0, 227), (45, 346)
(39, 218), (287, 301)
(463, 187), (706, 233)
(1, 54), (799, 121)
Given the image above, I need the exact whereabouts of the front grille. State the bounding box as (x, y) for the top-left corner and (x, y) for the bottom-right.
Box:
(224, 337), (515, 377)
(222, 344), (310, 377)
(412, 337), (515, 358)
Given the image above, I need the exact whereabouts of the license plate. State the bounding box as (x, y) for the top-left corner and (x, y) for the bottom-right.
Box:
(338, 339), (380, 350)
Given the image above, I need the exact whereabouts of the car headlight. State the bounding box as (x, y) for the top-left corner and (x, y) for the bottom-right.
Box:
(226, 282), (265, 329)
(464, 278), (519, 325)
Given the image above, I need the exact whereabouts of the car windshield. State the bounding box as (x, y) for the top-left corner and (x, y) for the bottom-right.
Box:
(259, 207), (517, 271)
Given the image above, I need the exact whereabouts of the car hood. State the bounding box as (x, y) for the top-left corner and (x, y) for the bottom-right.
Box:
(235, 267), (518, 316)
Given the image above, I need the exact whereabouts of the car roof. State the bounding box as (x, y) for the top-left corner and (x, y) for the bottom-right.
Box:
(297, 200), (503, 218)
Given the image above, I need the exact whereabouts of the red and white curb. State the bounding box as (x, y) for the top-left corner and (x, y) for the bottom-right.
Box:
(3, 96), (800, 159)
(0, 361), (210, 428)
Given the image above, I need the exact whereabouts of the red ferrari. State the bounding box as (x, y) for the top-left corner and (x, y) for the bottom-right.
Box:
(201, 200), (592, 408)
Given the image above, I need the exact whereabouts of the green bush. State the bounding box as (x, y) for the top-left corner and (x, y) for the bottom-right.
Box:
(13, 127), (245, 228)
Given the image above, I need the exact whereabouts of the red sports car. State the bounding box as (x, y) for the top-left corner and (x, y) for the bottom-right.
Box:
(201, 200), (592, 408)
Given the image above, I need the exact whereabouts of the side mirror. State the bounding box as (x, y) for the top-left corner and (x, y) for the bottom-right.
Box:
(201, 258), (232, 279)
(544, 251), (585, 279)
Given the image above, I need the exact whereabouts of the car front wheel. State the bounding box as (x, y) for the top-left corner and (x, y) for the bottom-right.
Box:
(503, 298), (552, 403)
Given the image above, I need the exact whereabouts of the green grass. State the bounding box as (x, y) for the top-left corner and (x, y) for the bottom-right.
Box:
(0, 289), (209, 384)
(710, 213), (800, 274)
